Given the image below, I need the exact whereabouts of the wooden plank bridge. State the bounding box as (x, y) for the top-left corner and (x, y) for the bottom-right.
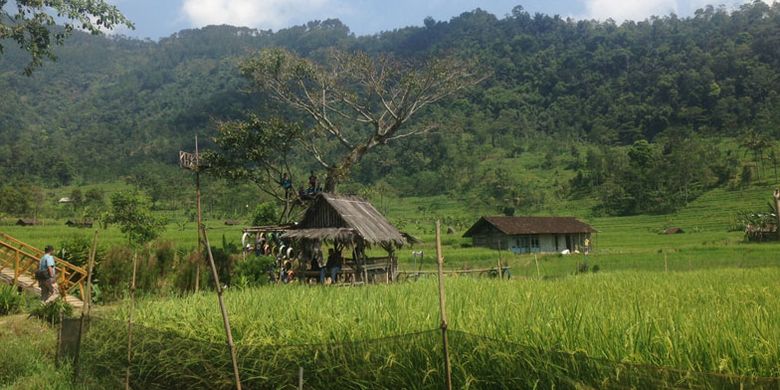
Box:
(0, 232), (86, 309)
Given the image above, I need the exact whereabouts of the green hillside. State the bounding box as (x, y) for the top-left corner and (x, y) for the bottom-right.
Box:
(1, 2), (779, 220)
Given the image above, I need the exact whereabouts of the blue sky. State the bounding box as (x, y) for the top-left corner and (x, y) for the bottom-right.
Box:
(108, 0), (771, 40)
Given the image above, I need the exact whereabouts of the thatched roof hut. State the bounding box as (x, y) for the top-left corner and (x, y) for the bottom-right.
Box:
(16, 218), (38, 226)
(282, 193), (406, 248)
(263, 193), (408, 283)
(65, 219), (93, 228)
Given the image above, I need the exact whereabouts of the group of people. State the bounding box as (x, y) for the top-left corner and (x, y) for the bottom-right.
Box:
(242, 232), (345, 285)
(310, 247), (344, 284)
(280, 171), (324, 199)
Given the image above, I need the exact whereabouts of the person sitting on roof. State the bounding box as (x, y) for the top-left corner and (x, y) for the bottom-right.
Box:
(280, 172), (293, 198)
(308, 171), (317, 191)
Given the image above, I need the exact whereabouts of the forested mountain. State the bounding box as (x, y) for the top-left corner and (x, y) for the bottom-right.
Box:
(1, 2), (779, 216)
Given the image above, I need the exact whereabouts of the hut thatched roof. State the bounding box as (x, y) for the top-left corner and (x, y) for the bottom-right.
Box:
(16, 218), (38, 226)
(284, 193), (406, 246)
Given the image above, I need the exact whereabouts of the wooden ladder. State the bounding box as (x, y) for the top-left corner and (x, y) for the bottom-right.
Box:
(0, 232), (86, 309)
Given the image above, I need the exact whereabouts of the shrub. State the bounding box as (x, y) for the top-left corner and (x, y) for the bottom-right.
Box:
(59, 233), (104, 268)
(173, 249), (203, 293)
(29, 299), (73, 325)
(0, 284), (22, 315)
(233, 255), (275, 287)
(154, 240), (177, 277)
(252, 202), (277, 226)
(95, 246), (133, 301)
(97, 245), (166, 301)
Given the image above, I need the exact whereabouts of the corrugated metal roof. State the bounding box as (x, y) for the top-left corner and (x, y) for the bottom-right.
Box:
(294, 193), (406, 246)
(463, 216), (597, 237)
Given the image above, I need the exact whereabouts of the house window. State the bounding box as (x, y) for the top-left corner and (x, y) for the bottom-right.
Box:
(513, 235), (540, 253)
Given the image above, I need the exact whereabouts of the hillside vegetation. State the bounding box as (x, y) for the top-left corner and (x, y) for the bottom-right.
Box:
(1, 2), (780, 219)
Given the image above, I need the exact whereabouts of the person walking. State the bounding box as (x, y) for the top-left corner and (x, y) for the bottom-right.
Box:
(37, 245), (58, 302)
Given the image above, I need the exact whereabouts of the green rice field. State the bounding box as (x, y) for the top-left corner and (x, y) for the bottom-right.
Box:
(4, 184), (780, 388)
(78, 268), (780, 388)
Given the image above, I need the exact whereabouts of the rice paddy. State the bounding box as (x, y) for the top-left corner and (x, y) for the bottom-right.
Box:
(4, 184), (780, 388)
(74, 268), (780, 388)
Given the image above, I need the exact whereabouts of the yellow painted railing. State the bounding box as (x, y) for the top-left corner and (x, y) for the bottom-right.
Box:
(0, 232), (87, 301)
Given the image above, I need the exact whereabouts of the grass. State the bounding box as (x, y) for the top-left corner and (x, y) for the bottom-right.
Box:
(3, 183), (780, 286)
(3, 183), (780, 388)
(73, 268), (780, 388)
(0, 314), (83, 389)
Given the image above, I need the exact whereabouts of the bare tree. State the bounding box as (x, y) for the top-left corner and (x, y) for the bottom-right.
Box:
(239, 48), (486, 192)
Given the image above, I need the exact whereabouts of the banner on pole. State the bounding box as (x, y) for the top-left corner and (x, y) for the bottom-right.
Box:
(179, 151), (198, 171)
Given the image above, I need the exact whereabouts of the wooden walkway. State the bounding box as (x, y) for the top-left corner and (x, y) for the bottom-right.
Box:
(0, 232), (85, 310)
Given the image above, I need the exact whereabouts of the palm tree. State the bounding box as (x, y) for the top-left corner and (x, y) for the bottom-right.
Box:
(739, 129), (773, 182)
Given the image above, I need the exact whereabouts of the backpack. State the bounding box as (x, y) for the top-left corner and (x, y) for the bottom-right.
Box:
(35, 269), (50, 281)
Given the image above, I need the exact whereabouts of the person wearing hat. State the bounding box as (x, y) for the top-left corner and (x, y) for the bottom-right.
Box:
(38, 245), (58, 302)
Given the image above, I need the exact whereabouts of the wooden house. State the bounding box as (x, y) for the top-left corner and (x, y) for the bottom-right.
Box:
(65, 219), (93, 228)
(15, 218), (39, 226)
(463, 216), (597, 254)
(281, 193), (407, 283)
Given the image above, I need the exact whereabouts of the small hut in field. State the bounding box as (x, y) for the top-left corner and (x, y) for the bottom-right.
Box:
(65, 219), (93, 228)
(15, 218), (39, 226)
(282, 193), (407, 283)
(463, 216), (596, 253)
(663, 227), (684, 235)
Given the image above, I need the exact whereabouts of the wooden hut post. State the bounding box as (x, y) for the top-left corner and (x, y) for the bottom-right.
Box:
(358, 239), (368, 283)
(435, 221), (453, 390)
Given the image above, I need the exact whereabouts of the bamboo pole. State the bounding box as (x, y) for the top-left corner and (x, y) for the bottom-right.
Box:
(56, 310), (64, 367)
(534, 254), (540, 279)
(435, 220), (453, 390)
(774, 189), (780, 242)
(496, 240), (503, 280)
(195, 135), (202, 293)
(201, 226), (242, 390)
(74, 230), (98, 383)
(125, 252), (138, 390)
(664, 250), (668, 273)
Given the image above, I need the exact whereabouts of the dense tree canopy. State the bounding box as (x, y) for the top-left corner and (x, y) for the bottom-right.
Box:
(0, 0), (133, 74)
(1, 3), (780, 216)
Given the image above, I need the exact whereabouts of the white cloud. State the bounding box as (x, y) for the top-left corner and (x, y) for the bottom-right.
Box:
(582, 0), (778, 22)
(582, 0), (677, 22)
(181, 0), (339, 30)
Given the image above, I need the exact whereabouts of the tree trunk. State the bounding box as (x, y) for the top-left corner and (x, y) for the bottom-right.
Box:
(324, 143), (372, 193)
